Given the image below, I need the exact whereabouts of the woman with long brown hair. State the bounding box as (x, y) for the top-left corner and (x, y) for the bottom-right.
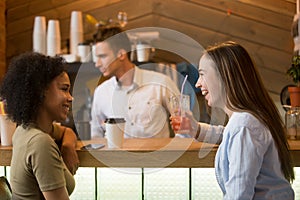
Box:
(171, 41), (295, 199)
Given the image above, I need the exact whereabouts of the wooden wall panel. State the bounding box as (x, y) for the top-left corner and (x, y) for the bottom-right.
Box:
(6, 31), (31, 59)
(150, 14), (291, 69)
(191, 0), (293, 30)
(6, 0), (75, 22)
(152, 0), (292, 52)
(6, 0), (122, 37)
(6, 0), (34, 9)
(6, 0), (153, 57)
(258, 67), (291, 94)
(237, 0), (295, 15)
(4, 0), (297, 103)
(0, 0), (5, 81)
(150, 15), (292, 95)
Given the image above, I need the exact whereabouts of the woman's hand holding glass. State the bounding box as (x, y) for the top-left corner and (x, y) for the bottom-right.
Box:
(170, 110), (200, 138)
(169, 94), (201, 137)
(169, 95), (188, 133)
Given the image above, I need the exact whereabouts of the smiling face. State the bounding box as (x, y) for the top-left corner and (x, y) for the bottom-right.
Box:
(195, 54), (226, 109)
(95, 41), (120, 77)
(42, 72), (73, 122)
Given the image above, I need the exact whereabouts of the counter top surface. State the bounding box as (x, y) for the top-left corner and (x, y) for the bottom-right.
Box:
(1, 138), (299, 168)
(77, 138), (218, 151)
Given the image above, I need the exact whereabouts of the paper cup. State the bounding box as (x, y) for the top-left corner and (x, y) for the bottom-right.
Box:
(70, 11), (83, 55)
(33, 16), (46, 54)
(47, 19), (61, 56)
(70, 11), (83, 31)
(77, 44), (92, 63)
(33, 16), (46, 33)
(105, 118), (125, 149)
(92, 44), (98, 63)
(0, 114), (16, 146)
(136, 43), (151, 62)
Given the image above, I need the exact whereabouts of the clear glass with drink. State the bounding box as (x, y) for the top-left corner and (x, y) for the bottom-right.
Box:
(169, 94), (191, 134)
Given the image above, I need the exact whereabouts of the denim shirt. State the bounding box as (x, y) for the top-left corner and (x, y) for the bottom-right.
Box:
(201, 112), (294, 200)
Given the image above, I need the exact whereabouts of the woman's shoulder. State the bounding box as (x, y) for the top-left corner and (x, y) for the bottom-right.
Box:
(19, 126), (55, 146)
(227, 112), (271, 139)
(29, 131), (55, 147)
(13, 126), (58, 156)
(230, 112), (261, 126)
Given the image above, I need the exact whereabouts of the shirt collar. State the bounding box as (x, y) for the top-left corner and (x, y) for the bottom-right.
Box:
(112, 66), (140, 92)
(133, 66), (143, 86)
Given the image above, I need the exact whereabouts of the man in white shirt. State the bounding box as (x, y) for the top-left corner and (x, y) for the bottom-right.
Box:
(90, 27), (180, 138)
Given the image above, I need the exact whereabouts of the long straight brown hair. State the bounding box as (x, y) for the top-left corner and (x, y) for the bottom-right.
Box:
(206, 41), (295, 182)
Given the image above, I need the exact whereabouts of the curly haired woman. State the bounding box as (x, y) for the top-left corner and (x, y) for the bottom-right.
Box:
(0, 52), (78, 200)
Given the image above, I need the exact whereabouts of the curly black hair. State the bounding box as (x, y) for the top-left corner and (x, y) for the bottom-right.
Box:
(0, 52), (67, 127)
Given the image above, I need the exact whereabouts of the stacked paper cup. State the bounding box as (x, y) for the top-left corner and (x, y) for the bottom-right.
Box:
(0, 114), (16, 146)
(70, 11), (84, 56)
(33, 16), (47, 54)
(0, 101), (16, 146)
(47, 20), (61, 57)
(136, 43), (151, 62)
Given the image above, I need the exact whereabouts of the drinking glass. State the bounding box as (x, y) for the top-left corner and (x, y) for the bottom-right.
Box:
(169, 94), (190, 134)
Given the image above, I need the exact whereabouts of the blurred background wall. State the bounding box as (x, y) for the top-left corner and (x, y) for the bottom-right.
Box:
(2, 0), (297, 110)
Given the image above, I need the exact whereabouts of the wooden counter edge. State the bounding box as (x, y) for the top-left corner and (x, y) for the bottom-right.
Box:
(0, 139), (299, 167)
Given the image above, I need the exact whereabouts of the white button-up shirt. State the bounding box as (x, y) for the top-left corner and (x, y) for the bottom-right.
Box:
(91, 66), (180, 138)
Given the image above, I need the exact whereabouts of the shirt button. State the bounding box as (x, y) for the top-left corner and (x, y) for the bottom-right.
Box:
(128, 106), (131, 109)
(131, 122), (134, 126)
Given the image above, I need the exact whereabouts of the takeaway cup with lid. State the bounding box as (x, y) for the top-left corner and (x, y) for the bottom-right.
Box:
(105, 118), (125, 148)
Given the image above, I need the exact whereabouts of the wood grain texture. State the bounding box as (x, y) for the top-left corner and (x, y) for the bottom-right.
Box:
(3, 0), (297, 103)
(191, 0), (293, 30)
(1, 138), (299, 167)
(0, 0), (5, 80)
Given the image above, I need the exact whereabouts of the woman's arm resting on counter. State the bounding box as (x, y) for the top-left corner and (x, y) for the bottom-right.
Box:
(52, 124), (80, 175)
(60, 126), (80, 175)
(197, 122), (223, 144)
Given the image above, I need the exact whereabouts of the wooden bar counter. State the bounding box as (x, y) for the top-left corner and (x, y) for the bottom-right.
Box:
(0, 138), (300, 167)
